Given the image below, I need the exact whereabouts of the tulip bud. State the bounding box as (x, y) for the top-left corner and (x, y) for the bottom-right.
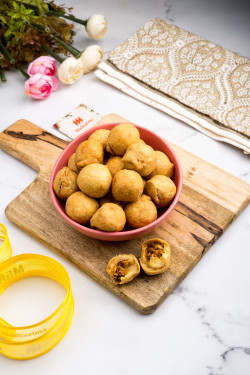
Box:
(80, 45), (103, 73)
(86, 14), (107, 40)
(24, 73), (58, 100)
(27, 56), (57, 76)
(58, 57), (85, 84)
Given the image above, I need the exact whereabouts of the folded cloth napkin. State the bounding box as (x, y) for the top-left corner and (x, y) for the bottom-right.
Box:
(95, 18), (250, 153)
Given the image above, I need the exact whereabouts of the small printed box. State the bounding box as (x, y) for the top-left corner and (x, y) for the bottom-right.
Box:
(53, 104), (102, 140)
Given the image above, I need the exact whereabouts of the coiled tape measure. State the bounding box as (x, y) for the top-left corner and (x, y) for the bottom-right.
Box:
(0, 223), (74, 360)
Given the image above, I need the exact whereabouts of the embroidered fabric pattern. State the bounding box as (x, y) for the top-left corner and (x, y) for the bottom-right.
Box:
(108, 18), (250, 139)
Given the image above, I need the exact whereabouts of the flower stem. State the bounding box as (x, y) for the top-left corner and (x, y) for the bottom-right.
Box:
(50, 34), (81, 58)
(0, 41), (15, 64)
(41, 44), (64, 63)
(18, 67), (29, 79)
(48, 10), (87, 26)
(31, 23), (81, 58)
(0, 67), (7, 83)
(31, 22), (50, 33)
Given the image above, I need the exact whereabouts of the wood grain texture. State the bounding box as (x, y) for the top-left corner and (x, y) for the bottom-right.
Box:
(0, 117), (249, 314)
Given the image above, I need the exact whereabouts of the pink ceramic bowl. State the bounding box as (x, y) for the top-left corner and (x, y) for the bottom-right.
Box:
(49, 123), (182, 241)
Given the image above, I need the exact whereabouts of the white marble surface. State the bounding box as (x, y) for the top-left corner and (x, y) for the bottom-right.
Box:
(0, 0), (249, 374)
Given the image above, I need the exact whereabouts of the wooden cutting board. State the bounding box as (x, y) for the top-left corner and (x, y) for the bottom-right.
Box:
(0, 114), (249, 314)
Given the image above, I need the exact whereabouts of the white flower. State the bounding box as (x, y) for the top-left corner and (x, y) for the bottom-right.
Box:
(86, 14), (107, 40)
(58, 57), (85, 85)
(80, 45), (103, 73)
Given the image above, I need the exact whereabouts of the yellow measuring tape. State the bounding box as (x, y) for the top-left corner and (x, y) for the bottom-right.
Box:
(0, 223), (74, 360)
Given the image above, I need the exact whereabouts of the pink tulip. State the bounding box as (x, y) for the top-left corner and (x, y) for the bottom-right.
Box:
(27, 56), (57, 76)
(24, 73), (58, 100)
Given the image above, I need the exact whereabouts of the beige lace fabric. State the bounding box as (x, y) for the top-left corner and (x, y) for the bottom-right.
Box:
(95, 18), (250, 153)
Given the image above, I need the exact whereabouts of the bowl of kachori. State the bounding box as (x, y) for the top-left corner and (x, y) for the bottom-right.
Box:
(49, 122), (182, 241)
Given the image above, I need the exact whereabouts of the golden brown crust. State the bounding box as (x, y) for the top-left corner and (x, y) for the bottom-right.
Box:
(139, 238), (171, 275)
(65, 191), (99, 224)
(112, 169), (144, 202)
(106, 123), (140, 155)
(145, 175), (176, 208)
(89, 129), (110, 149)
(145, 151), (174, 179)
(122, 141), (156, 176)
(68, 153), (80, 174)
(75, 139), (104, 169)
(125, 195), (157, 228)
(107, 254), (140, 284)
(106, 156), (124, 176)
(90, 203), (126, 232)
(77, 163), (112, 198)
(53, 166), (78, 200)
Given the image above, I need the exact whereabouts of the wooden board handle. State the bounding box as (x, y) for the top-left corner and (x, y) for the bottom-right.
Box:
(0, 119), (68, 173)
(0, 115), (127, 175)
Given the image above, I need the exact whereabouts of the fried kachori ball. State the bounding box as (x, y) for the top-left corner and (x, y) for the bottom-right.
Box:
(68, 153), (80, 174)
(145, 175), (176, 208)
(65, 191), (99, 224)
(139, 238), (171, 275)
(106, 123), (140, 155)
(146, 151), (174, 179)
(122, 141), (156, 176)
(105, 156), (124, 176)
(90, 203), (126, 232)
(125, 195), (157, 228)
(77, 163), (112, 198)
(112, 169), (144, 202)
(88, 129), (110, 149)
(75, 140), (104, 169)
(53, 166), (78, 200)
(107, 254), (140, 284)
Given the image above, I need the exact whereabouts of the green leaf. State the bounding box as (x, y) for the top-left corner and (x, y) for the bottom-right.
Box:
(12, 14), (21, 19)
(4, 30), (14, 39)
(13, 2), (19, 11)
(20, 4), (33, 15)
(0, 15), (7, 25)
(15, 0), (49, 16)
